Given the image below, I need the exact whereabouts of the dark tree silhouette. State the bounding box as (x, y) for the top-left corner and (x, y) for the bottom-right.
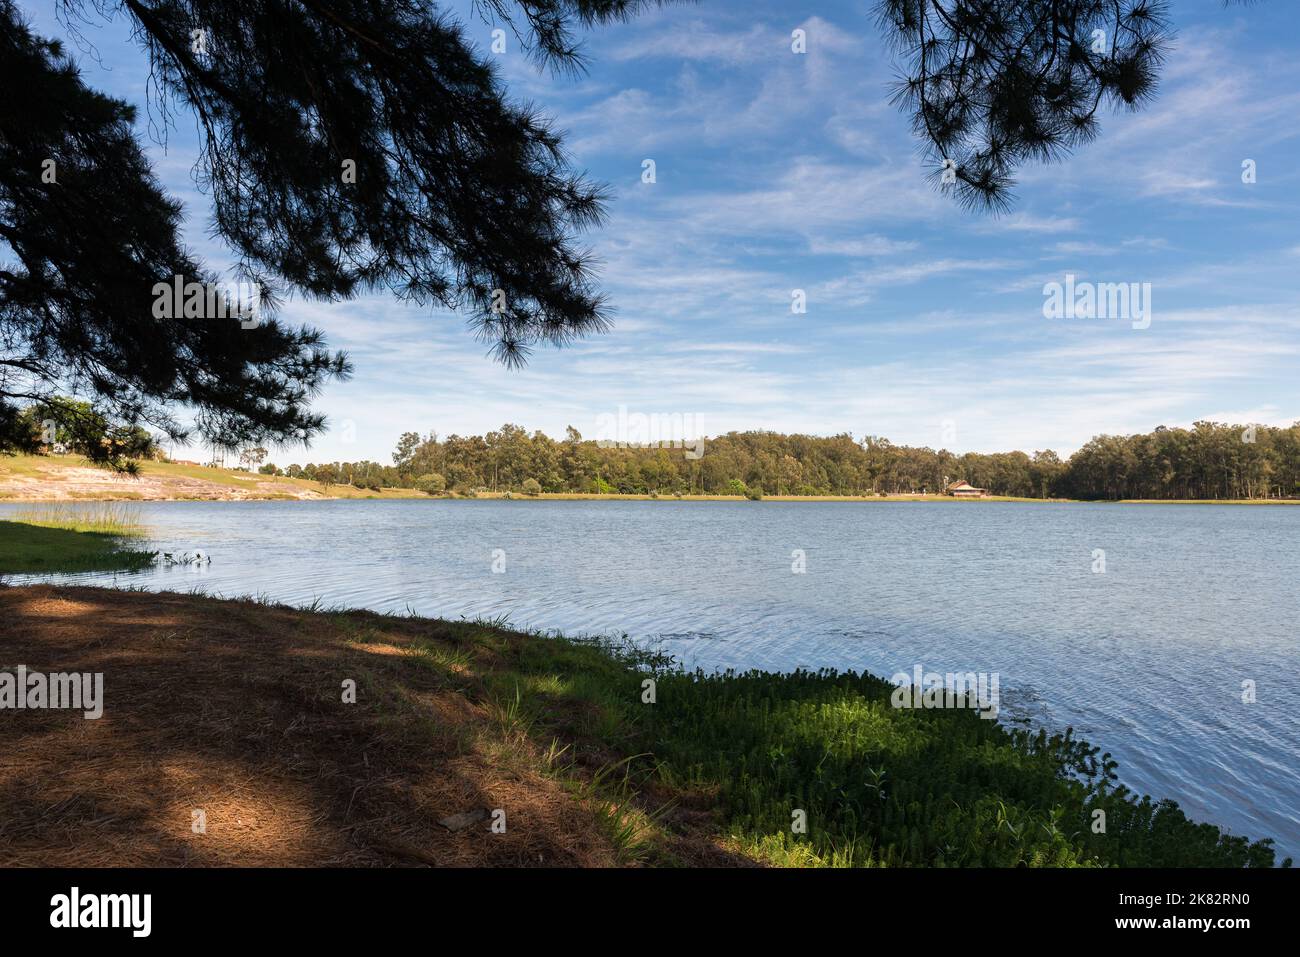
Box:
(0, 1), (348, 466)
(2, 1), (662, 462)
(91, 0), (663, 364)
(877, 0), (1172, 210)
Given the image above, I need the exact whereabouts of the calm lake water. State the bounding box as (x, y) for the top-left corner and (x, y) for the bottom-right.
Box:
(5, 499), (1298, 860)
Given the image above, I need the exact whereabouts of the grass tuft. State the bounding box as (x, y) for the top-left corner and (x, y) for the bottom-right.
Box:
(10, 502), (146, 536)
(0, 507), (155, 574)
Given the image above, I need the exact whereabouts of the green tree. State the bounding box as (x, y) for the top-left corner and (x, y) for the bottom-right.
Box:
(18, 398), (158, 472)
(393, 432), (421, 471)
(416, 473), (446, 495)
(0, 5), (347, 466)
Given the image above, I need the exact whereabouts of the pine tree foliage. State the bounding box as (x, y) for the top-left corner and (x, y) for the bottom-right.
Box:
(877, 0), (1172, 210)
(95, 0), (667, 364)
(0, 1), (348, 464)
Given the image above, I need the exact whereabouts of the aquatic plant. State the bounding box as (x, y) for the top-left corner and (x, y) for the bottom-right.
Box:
(495, 636), (1286, 868)
(11, 502), (145, 536)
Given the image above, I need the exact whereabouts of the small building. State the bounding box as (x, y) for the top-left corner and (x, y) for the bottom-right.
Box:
(945, 480), (987, 498)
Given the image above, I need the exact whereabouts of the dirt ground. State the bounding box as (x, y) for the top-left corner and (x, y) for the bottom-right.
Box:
(0, 585), (626, 866)
(0, 463), (323, 502)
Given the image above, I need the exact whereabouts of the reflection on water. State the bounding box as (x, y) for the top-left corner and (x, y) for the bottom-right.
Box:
(4, 498), (1298, 859)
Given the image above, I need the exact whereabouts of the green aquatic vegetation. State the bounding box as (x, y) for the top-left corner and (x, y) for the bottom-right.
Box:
(10, 502), (145, 536)
(0, 504), (163, 574)
(490, 634), (1285, 868)
(0, 520), (156, 574)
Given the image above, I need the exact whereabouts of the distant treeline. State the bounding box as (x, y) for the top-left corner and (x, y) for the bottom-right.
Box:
(266, 420), (1300, 501)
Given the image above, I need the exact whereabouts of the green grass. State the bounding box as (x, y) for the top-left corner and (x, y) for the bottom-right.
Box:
(137, 459), (262, 488)
(0, 456), (55, 478)
(0, 453), (430, 500)
(10, 502), (146, 535)
(0, 520), (156, 574)
(471, 626), (1286, 868)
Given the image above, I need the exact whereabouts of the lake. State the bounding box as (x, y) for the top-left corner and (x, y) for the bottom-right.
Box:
(4, 498), (1298, 860)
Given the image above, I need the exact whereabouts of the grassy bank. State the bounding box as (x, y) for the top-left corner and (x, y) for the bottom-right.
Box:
(0, 454), (426, 502)
(8, 502), (145, 534)
(0, 585), (1282, 867)
(0, 505), (155, 574)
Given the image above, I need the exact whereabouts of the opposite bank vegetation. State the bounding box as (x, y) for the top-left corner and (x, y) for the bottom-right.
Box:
(7, 452), (1300, 506)
(11, 403), (1300, 500)
(282, 419), (1300, 501)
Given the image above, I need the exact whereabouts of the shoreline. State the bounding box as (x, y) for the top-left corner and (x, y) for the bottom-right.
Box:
(4, 455), (1298, 505)
(6, 490), (1300, 506)
(0, 583), (1282, 868)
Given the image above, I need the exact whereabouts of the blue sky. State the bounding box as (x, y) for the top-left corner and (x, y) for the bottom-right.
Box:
(23, 0), (1300, 465)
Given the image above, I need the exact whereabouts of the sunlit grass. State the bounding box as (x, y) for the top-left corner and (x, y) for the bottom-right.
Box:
(477, 627), (1286, 868)
(0, 521), (156, 574)
(11, 502), (146, 536)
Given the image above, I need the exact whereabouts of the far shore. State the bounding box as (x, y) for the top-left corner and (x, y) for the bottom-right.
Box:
(3, 454), (1299, 505)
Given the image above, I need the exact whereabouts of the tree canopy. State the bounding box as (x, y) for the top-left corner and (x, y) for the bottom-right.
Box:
(0, 1), (350, 465)
(264, 419), (1300, 502)
(103, 0), (646, 363)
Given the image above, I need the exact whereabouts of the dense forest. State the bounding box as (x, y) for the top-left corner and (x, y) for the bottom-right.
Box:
(264, 420), (1300, 501)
